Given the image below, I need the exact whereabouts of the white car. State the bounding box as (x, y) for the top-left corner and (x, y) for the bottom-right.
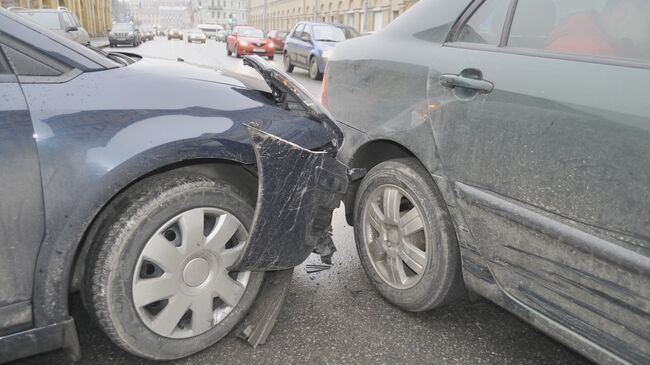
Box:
(187, 28), (207, 43)
(11, 7), (90, 46)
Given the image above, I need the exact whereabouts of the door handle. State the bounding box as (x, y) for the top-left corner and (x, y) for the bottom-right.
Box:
(439, 69), (494, 93)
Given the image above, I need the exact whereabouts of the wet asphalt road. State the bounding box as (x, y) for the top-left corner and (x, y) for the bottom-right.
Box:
(14, 38), (591, 365)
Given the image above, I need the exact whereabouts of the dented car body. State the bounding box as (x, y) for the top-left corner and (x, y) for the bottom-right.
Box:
(325, 0), (650, 364)
(0, 9), (346, 362)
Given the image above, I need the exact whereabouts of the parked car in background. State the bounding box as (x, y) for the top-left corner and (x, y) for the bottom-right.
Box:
(216, 29), (227, 42)
(188, 28), (208, 43)
(197, 23), (223, 39)
(226, 26), (275, 59)
(267, 30), (289, 52)
(0, 8), (346, 363)
(10, 6), (90, 46)
(143, 29), (154, 41)
(168, 28), (183, 40)
(108, 22), (140, 47)
(324, 0), (650, 364)
(284, 22), (358, 80)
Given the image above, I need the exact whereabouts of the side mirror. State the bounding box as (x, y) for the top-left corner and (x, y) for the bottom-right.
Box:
(66, 26), (78, 32)
(301, 33), (311, 42)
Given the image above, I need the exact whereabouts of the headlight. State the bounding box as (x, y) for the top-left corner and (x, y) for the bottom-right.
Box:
(128, 31), (133, 36)
(268, 42), (275, 48)
(239, 40), (248, 46)
(321, 50), (332, 58)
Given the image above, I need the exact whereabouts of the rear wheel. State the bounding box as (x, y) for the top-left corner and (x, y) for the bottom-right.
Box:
(309, 57), (323, 80)
(283, 52), (294, 73)
(227, 44), (232, 56)
(82, 172), (264, 360)
(354, 158), (464, 312)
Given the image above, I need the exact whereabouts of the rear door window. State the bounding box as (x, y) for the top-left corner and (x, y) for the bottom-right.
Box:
(508, 0), (650, 62)
(456, 0), (511, 45)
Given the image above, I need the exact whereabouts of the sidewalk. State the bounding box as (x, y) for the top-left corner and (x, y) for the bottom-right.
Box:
(90, 36), (109, 48)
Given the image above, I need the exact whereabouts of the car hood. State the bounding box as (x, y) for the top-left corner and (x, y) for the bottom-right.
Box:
(94, 55), (333, 150)
(315, 41), (337, 51)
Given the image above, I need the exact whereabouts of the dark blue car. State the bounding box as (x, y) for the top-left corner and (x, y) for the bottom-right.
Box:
(0, 9), (347, 362)
(283, 21), (358, 80)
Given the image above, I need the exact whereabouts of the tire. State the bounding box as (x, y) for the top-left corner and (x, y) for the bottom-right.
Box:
(132, 40), (137, 47)
(353, 158), (464, 312)
(268, 55), (274, 61)
(283, 52), (294, 73)
(227, 45), (232, 56)
(82, 172), (265, 360)
(309, 57), (323, 80)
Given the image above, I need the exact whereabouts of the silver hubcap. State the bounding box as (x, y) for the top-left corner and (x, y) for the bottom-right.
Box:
(362, 184), (428, 289)
(310, 59), (317, 78)
(132, 207), (250, 339)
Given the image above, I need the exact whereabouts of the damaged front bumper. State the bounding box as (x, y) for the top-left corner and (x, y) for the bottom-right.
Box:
(230, 55), (349, 272)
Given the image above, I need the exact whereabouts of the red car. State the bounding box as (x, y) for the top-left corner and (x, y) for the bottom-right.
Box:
(226, 26), (275, 60)
(267, 29), (288, 53)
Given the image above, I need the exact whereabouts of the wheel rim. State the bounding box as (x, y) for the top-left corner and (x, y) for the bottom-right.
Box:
(361, 184), (428, 289)
(132, 207), (250, 339)
(309, 59), (317, 78)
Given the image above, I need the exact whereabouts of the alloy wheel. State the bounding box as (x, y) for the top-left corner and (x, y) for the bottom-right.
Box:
(361, 184), (428, 289)
(132, 207), (250, 338)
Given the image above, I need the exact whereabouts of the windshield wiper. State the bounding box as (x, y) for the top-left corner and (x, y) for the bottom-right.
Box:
(315, 38), (339, 42)
(86, 44), (127, 66)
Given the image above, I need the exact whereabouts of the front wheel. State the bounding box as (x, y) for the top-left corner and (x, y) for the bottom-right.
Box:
(82, 172), (264, 360)
(354, 158), (465, 312)
(309, 57), (323, 80)
(283, 52), (294, 73)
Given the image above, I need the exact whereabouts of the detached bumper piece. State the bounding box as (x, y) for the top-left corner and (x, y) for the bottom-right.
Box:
(232, 125), (348, 271)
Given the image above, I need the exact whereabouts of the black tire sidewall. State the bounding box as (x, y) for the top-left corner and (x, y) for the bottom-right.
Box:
(353, 158), (461, 312)
(86, 175), (264, 360)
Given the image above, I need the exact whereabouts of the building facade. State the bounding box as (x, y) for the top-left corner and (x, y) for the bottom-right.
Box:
(249, 0), (416, 33)
(124, 0), (193, 29)
(191, 0), (248, 28)
(2, 0), (112, 35)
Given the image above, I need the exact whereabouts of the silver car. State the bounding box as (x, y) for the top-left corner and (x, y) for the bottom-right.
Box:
(11, 7), (90, 46)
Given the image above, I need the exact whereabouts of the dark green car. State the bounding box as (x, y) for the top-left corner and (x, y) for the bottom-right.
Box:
(324, 0), (650, 363)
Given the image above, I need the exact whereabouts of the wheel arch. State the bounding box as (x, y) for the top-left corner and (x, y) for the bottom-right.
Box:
(32, 156), (258, 328)
(343, 139), (417, 226)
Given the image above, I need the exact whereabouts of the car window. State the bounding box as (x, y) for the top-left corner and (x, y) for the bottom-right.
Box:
(238, 28), (264, 37)
(303, 24), (312, 39)
(15, 12), (62, 30)
(69, 12), (81, 27)
(313, 25), (351, 42)
(292, 24), (304, 38)
(112, 23), (133, 32)
(1, 45), (62, 77)
(508, 0), (650, 62)
(456, 0), (511, 45)
(278, 31), (288, 38)
(62, 12), (74, 28)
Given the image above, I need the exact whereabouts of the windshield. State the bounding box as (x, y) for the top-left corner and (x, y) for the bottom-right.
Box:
(112, 23), (133, 32)
(238, 28), (264, 38)
(190, 28), (203, 33)
(16, 12), (61, 30)
(312, 25), (357, 42)
(277, 31), (288, 38)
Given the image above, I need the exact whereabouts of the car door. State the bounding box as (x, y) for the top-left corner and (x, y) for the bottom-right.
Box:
(297, 24), (314, 66)
(428, 0), (650, 362)
(0, 42), (46, 335)
(286, 23), (304, 64)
